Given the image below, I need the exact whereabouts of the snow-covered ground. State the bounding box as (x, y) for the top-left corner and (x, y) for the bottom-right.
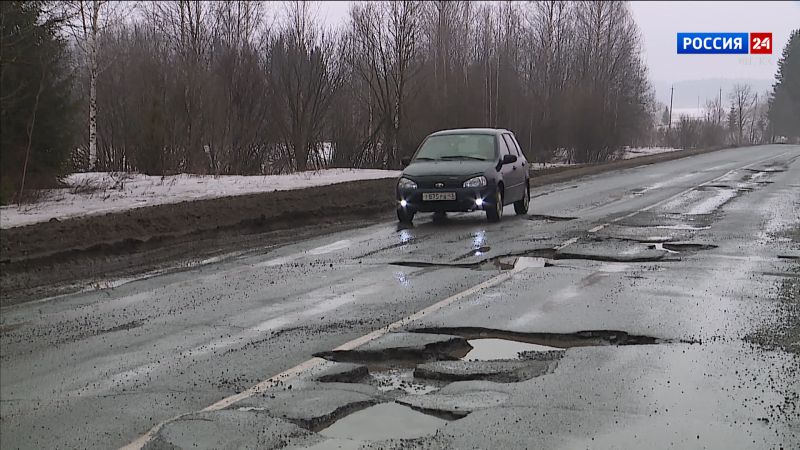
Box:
(530, 162), (577, 170)
(621, 146), (682, 159)
(0, 169), (400, 229)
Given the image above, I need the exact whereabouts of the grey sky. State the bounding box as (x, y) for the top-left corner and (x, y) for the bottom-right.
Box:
(314, 1), (800, 84)
(629, 1), (800, 84)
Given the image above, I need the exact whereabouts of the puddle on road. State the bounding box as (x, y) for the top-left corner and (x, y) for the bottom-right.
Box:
(462, 338), (561, 361)
(370, 369), (439, 395)
(319, 402), (448, 441)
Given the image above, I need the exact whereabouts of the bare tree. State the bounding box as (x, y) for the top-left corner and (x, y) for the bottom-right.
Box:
(345, 1), (421, 168)
(270, 1), (341, 171)
(63, 0), (121, 170)
(729, 83), (755, 145)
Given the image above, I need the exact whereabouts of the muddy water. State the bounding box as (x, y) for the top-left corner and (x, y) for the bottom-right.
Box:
(463, 338), (561, 361)
(318, 402), (447, 440)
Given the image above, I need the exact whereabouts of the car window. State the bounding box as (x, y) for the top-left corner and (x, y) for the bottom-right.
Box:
(497, 135), (512, 157)
(508, 134), (523, 157)
(502, 134), (520, 156)
(414, 134), (496, 161)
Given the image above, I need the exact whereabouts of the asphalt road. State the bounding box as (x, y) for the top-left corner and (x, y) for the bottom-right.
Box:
(1, 144), (798, 449)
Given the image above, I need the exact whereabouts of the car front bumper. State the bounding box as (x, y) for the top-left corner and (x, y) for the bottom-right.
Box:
(396, 185), (498, 213)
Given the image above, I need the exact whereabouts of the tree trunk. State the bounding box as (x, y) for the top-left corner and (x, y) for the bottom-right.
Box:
(89, 51), (97, 170)
(88, 0), (100, 170)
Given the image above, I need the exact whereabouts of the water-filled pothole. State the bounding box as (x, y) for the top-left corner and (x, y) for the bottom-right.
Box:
(392, 254), (553, 270)
(409, 327), (669, 347)
(313, 332), (472, 367)
(462, 338), (561, 361)
(318, 402), (449, 441)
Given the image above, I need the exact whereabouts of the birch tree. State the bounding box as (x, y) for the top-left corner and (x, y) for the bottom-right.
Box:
(65, 0), (108, 170)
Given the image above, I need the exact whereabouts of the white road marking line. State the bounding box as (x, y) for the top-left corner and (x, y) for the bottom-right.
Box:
(554, 237), (579, 250)
(588, 224), (608, 233)
(122, 150), (792, 450)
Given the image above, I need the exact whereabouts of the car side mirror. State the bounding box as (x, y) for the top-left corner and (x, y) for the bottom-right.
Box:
(401, 157), (411, 166)
(502, 154), (517, 165)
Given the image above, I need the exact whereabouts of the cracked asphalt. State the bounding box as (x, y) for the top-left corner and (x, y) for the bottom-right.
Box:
(1, 144), (799, 449)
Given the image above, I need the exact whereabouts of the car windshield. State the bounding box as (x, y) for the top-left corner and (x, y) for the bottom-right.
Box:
(413, 134), (496, 161)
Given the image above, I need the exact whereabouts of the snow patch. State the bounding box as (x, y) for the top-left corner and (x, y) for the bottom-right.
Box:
(622, 147), (682, 160)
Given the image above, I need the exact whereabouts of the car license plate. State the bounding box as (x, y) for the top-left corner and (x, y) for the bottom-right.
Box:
(422, 192), (456, 201)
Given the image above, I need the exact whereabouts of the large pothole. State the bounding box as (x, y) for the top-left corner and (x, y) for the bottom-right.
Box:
(462, 338), (561, 361)
(408, 327), (668, 347)
(313, 332), (472, 367)
(414, 358), (556, 383)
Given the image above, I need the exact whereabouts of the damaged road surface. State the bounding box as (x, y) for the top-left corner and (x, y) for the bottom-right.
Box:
(1, 145), (799, 449)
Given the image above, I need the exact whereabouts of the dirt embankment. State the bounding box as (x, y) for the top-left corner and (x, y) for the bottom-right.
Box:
(1, 145), (731, 304)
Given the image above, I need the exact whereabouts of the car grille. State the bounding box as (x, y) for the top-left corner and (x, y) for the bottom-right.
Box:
(414, 176), (464, 189)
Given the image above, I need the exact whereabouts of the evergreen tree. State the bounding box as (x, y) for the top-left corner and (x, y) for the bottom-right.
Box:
(0, 1), (75, 204)
(768, 29), (800, 140)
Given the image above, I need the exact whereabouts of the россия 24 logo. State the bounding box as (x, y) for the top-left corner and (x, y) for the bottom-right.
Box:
(677, 32), (772, 54)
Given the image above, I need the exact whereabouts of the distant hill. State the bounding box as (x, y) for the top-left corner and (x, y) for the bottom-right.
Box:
(652, 78), (774, 109)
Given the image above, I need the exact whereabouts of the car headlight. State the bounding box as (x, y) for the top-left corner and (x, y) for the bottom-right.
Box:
(463, 176), (487, 188)
(398, 177), (417, 189)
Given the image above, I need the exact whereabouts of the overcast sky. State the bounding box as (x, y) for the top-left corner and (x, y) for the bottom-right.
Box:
(313, 1), (800, 84)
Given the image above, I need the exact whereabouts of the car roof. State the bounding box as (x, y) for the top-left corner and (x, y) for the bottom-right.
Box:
(428, 128), (512, 137)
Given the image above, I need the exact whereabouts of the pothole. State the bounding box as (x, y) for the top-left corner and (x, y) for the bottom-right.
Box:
(318, 402), (450, 441)
(392, 253), (554, 270)
(409, 327), (670, 347)
(662, 242), (718, 252)
(527, 214), (578, 221)
(616, 212), (714, 229)
(370, 368), (440, 395)
(313, 332), (472, 368)
(746, 168), (786, 173)
(462, 338), (561, 361)
(396, 391), (510, 420)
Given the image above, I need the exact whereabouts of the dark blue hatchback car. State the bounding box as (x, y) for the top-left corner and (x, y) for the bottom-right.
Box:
(396, 128), (530, 223)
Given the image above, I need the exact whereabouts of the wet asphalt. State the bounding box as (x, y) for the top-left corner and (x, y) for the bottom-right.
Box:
(1, 144), (799, 449)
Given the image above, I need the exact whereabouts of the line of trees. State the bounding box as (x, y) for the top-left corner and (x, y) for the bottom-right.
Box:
(659, 83), (772, 151)
(3, 0), (656, 185)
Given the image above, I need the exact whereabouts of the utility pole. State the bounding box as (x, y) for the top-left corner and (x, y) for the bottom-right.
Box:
(718, 88), (722, 124)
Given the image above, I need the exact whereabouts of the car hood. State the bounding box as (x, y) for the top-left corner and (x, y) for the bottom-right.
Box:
(401, 160), (494, 178)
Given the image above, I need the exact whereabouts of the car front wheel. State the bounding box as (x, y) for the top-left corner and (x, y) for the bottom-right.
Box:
(397, 207), (415, 224)
(486, 190), (503, 223)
